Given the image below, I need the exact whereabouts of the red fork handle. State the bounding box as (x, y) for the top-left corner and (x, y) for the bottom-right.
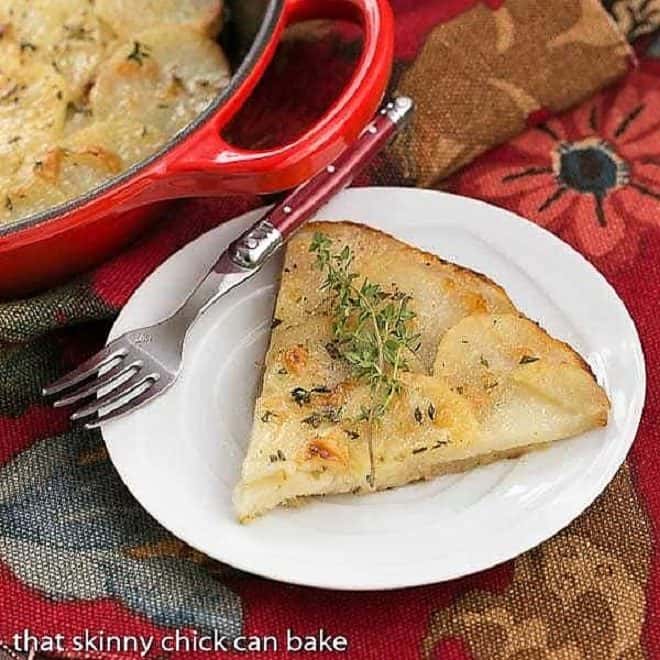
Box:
(224, 97), (414, 272)
(269, 97), (413, 239)
(171, 0), (395, 195)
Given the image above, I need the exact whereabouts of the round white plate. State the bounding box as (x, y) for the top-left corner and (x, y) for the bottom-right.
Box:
(103, 187), (645, 590)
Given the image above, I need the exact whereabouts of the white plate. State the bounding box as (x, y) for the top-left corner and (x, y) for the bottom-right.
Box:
(103, 188), (645, 590)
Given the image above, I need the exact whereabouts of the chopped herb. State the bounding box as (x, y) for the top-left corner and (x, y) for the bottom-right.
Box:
(301, 413), (322, 429)
(271, 318), (283, 329)
(414, 407), (423, 424)
(7, 136), (20, 144)
(260, 411), (276, 423)
(484, 381), (499, 391)
(20, 41), (37, 52)
(519, 355), (540, 365)
(428, 403), (436, 420)
(325, 407), (342, 423)
(344, 430), (360, 439)
(66, 102), (93, 119)
(480, 355), (489, 368)
(291, 387), (311, 406)
(157, 103), (169, 109)
(302, 406), (342, 428)
(277, 367), (288, 375)
(460, 339), (469, 344)
(127, 41), (151, 66)
(269, 450), (286, 463)
(169, 73), (185, 91)
(455, 385), (465, 394)
(56, 90), (63, 100)
(4, 195), (13, 211)
(350, 486), (361, 495)
(140, 125), (148, 137)
(432, 441), (449, 449)
(325, 341), (341, 359)
(412, 446), (428, 454)
(63, 23), (93, 41)
(290, 386), (330, 406)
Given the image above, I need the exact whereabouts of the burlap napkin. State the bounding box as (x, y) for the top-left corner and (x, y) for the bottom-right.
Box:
(394, 0), (633, 186)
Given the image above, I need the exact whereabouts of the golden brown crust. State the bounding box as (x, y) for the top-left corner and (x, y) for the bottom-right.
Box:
(307, 220), (515, 307)
(235, 222), (611, 522)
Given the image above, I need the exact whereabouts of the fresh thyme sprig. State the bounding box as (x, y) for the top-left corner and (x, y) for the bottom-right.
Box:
(310, 232), (421, 486)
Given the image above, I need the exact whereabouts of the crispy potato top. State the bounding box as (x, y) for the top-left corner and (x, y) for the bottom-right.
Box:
(0, 0), (228, 224)
(234, 223), (610, 521)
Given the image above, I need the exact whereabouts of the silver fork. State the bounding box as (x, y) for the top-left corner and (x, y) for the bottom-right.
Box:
(43, 97), (414, 428)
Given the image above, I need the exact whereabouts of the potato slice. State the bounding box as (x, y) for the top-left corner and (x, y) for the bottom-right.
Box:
(0, 131), (24, 183)
(0, 175), (66, 223)
(58, 119), (164, 199)
(90, 26), (230, 136)
(477, 361), (609, 451)
(0, 60), (69, 181)
(0, 0), (116, 99)
(432, 313), (608, 431)
(94, 0), (223, 39)
(21, 120), (165, 203)
(37, 146), (117, 201)
(433, 313), (584, 372)
(65, 119), (165, 167)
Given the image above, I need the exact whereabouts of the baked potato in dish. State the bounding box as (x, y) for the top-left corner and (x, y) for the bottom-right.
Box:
(0, 0), (229, 224)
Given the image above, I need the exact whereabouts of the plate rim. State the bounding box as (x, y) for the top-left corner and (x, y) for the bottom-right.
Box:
(102, 187), (647, 590)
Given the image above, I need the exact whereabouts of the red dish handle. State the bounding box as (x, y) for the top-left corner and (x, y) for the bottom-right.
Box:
(170, 0), (394, 195)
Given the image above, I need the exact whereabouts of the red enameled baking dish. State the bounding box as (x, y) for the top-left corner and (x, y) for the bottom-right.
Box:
(0, 0), (394, 297)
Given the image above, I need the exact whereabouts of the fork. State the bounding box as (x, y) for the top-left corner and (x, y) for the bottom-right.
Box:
(43, 97), (414, 428)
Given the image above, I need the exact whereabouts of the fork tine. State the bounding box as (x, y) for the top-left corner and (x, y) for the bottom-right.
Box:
(70, 374), (160, 422)
(53, 361), (143, 408)
(42, 344), (128, 397)
(83, 380), (164, 429)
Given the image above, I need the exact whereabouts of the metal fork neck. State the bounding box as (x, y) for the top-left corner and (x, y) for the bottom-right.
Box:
(228, 219), (284, 270)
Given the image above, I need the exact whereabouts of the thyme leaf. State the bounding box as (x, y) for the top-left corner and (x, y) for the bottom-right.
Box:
(127, 41), (151, 66)
(310, 232), (421, 485)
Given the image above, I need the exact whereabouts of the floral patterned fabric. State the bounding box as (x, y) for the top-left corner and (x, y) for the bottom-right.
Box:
(608, 0), (660, 40)
(1, 1), (658, 659)
(453, 58), (660, 267)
